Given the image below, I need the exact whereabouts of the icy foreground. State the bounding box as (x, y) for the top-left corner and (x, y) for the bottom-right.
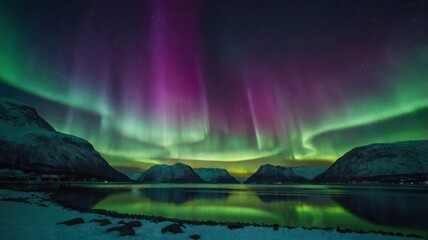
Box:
(0, 189), (419, 240)
(0, 100), (129, 181)
(315, 141), (428, 183)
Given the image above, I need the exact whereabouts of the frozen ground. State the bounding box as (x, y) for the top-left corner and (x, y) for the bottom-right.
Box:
(0, 189), (420, 240)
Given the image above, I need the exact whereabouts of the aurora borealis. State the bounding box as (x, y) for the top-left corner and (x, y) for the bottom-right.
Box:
(0, 0), (427, 176)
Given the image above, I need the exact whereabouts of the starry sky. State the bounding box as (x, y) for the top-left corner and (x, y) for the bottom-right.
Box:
(1, 0), (427, 176)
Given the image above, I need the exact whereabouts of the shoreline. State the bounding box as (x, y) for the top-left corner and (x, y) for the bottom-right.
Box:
(3, 181), (428, 191)
(0, 187), (425, 239)
(53, 198), (424, 239)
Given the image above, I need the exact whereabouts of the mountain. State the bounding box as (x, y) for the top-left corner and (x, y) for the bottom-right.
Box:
(291, 166), (329, 180)
(0, 100), (130, 181)
(123, 172), (142, 181)
(138, 163), (205, 183)
(194, 168), (240, 183)
(314, 141), (428, 183)
(244, 164), (307, 184)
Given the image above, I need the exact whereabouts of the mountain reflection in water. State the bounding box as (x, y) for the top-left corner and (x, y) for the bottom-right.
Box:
(54, 184), (428, 238)
(138, 187), (229, 204)
(334, 192), (428, 229)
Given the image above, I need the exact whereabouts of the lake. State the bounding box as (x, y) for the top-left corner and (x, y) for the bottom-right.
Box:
(53, 183), (428, 237)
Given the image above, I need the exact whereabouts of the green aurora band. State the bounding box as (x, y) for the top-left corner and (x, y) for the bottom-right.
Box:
(0, 1), (427, 176)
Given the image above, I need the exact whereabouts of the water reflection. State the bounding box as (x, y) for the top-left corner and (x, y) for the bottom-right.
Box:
(334, 192), (428, 228)
(138, 187), (229, 204)
(256, 192), (331, 204)
(54, 184), (428, 237)
(52, 187), (126, 209)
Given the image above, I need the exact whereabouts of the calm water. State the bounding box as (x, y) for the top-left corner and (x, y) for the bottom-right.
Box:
(53, 184), (428, 237)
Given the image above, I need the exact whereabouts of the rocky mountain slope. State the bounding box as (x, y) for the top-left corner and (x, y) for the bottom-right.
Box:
(0, 100), (129, 181)
(194, 168), (239, 183)
(138, 163), (205, 183)
(244, 164), (307, 184)
(314, 141), (428, 183)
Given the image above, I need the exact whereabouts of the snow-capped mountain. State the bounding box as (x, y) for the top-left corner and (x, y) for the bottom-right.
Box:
(194, 168), (239, 183)
(138, 163), (205, 183)
(0, 100), (129, 181)
(244, 164), (307, 184)
(314, 141), (428, 183)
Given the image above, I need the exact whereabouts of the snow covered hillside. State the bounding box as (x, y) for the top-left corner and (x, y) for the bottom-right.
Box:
(0, 100), (129, 181)
(314, 141), (428, 183)
(244, 164), (307, 184)
(194, 168), (239, 183)
(138, 163), (205, 183)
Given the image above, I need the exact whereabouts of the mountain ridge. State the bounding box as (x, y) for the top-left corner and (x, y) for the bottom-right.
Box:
(194, 168), (240, 183)
(314, 140), (428, 183)
(138, 163), (205, 183)
(244, 164), (307, 184)
(0, 100), (130, 181)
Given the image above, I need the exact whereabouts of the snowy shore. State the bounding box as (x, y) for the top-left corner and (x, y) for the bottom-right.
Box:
(0, 189), (421, 240)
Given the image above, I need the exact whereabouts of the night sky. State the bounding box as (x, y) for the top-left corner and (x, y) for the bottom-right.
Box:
(1, 0), (427, 176)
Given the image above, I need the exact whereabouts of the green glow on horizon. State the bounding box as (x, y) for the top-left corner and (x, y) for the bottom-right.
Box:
(0, 1), (427, 174)
(300, 47), (428, 159)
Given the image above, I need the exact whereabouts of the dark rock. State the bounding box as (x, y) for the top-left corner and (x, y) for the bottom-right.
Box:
(99, 219), (111, 226)
(90, 218), (111, 226)
(56, 217), (85, 226)
(273, 224), (279, 231)
(407, 234), (423, 238)
(161, 223), (183, 234)
(227, 223), (244, 230)
(178, 222), (186, 229)
(1, 197), (29, 203)
(37, 203), (49, 207)
(190, 234), (201, 239)
(116, 220), (141, 227)
(125, 220), (142, 227)
(106, 224), (135, 236)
